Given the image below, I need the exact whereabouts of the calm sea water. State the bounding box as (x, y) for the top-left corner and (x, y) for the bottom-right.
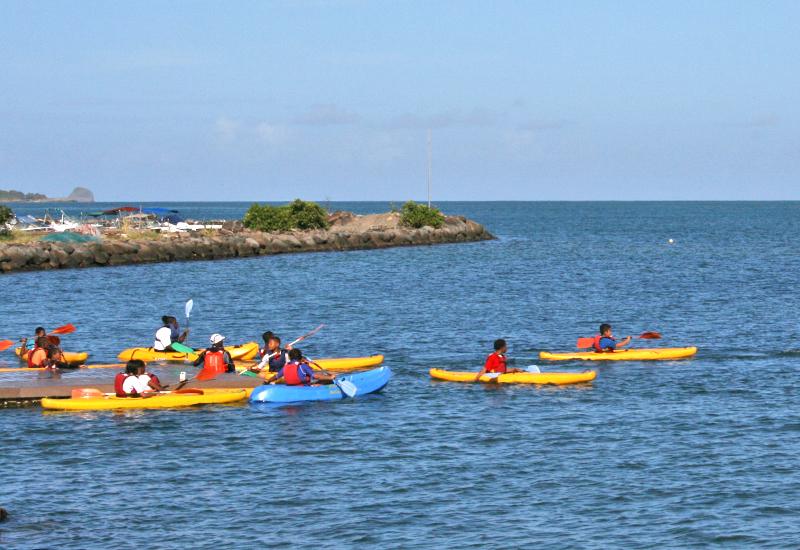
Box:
(2, 201), (800, 549)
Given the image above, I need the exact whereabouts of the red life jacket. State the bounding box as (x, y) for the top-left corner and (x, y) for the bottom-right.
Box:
(593, 334), (615, 353)
(28, 346), (47, 368)
(114, 372), (136, 397)
(201, 350), (227, 377)
(484, 352), (507, 373)
(147, 373), (161, 388)
(283, 362), (311, 386)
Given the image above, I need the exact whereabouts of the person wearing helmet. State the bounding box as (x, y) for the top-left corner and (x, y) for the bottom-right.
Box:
(193, 333), (235, 378)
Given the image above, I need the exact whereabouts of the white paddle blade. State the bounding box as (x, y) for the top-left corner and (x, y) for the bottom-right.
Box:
(524, 365), (541, 373)
(185, 299), (194, 319)
(336, 378), (357, 398)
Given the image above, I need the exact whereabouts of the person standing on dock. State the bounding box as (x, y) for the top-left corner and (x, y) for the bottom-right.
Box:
(154, 316), (189, 352)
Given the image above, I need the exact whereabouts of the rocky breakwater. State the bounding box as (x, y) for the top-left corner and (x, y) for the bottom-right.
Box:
(0, 212), (493, 273)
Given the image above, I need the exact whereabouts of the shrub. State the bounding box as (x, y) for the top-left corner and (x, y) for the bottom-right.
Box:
(0, 205), (13, 235)
(243, 199), (329, 232)
(399, 201), (445, 229)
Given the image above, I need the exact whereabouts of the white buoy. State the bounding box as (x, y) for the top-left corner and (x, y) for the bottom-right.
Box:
(668, 238), (674, 244)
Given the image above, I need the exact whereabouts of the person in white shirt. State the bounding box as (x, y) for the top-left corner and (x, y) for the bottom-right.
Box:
(153, 316), (189, 352)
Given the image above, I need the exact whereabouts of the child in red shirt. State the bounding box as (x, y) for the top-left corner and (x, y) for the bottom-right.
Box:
(475, 339), (523, 381)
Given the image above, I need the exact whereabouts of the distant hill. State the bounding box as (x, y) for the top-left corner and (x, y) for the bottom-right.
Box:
(65, 187), (94, 202)
(0, 189), (48, 201)
(0, 186), (95, 203)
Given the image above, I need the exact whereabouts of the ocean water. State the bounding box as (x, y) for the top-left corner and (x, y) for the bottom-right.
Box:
(1, 201), (800, 548)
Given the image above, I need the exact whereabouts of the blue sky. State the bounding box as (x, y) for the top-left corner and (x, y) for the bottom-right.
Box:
(1, 0), (798, 201)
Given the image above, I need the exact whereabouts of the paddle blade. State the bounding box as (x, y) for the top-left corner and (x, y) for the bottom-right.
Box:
(638, 331), (662, 340)
(195, 369), (219, 382)
(185, 299), (194, 319)
(170, 342), (195, 354)
(335, 378), (357, 398)
(524, 365), (541, 373)
(50, 324), (76, 335)
(0, 340), (14, 352)
(576, 337), (594, 349)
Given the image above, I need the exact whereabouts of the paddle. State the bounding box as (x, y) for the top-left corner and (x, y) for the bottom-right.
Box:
(0, 340), (13, 352)
(576, 332), (663, 349)
(50, 324), (76, 335)
(242, 324), (326, 376)
(286, 324), (325, 348)
(170, 341), (196, 355)
(306, 357), (357, 397)
(524, 365), (541, 373)
(184, 299), (194, 344)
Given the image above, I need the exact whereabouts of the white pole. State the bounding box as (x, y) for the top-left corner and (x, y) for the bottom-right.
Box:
(426, 129), (432, 208)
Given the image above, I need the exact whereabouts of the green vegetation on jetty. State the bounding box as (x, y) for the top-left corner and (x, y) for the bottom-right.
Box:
(399, 201), (445, 229)
(243, 199), (330, 232)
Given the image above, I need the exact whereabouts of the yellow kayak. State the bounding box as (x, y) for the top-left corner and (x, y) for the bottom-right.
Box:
(41, 389), (248, 410)
(429, 368), (597, 385)
(236, 354), (385, 373)
(15, 348), (89, 366)
(117, 341), (259, 362)
(539, 347), (698, 361)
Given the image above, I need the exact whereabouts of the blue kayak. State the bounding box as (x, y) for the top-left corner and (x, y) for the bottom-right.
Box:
(249, 366), (392, 403)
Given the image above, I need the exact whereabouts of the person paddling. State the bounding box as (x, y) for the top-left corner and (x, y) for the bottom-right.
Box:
(193, 334), (235, 377)
(20, 327), (47, 351)
(20, 336), (52, 368)
(253, 334), (290, 373)
(136, 362), (163, 392)
(475, 339), (523, 381)
(261, 348), (335, 386)
(114, 360), (154, 397)
(593, 324), (632, 353)
(154, 316), (189, 352)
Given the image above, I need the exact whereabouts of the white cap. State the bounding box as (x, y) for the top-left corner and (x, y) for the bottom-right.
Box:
(209, 333), (226, 345)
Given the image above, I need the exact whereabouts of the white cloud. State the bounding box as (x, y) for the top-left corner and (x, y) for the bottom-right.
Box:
(214, 117), (241, 143)
(255, 123), (291, 145)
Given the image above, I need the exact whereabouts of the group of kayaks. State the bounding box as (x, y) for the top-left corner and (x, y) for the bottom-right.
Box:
(15, 343), (698, 410)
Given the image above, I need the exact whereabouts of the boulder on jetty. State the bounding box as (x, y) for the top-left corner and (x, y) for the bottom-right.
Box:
(0, 211), (493, 273)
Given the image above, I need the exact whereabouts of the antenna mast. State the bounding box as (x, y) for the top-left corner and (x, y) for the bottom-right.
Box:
(426, 129), (432, 208)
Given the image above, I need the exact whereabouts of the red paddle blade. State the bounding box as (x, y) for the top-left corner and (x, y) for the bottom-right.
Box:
(0, 340), (14, 352)
(51, 324), (76, 335)
(195, 369), (219, 382)
(576, 337), (594, 349)
(638, 331), (662, 340)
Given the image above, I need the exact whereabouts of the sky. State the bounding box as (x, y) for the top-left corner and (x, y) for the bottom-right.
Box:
(0, 0), (798, 201)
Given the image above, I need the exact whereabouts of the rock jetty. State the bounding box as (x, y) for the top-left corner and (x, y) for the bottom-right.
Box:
(0, 212), (493, 273)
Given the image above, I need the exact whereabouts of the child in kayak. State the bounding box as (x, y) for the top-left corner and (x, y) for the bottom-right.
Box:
(115, 361), (154, 397)
(475, 339), (523, 381)
(261, 348), (335, 386)
(253, 334), (290, 373)
(135, 361), (163, 392)
(154, 316), (189, 352)
(593, 324), (632, 352)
